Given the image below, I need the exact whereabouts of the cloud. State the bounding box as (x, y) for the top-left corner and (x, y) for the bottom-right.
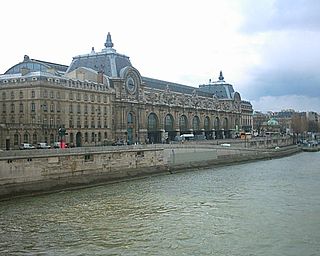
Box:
(252, 95), (320, 113)
(239, 0), (320, 33)
(233, 0), (320, 113)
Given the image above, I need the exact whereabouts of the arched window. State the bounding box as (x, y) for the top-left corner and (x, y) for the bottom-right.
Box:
(23, 133), (29, 143)
(165, 114), (174, 131)
(128, 112), (133, 124)
(192, 116), (200, 131)
(179, 115), (188, 131)
(224, 118), (229, 130)
(214, 117), (220, 130)
(32, 134), (37, 144)
(204, 116), (210, 131)
(148, 113), (158, 131)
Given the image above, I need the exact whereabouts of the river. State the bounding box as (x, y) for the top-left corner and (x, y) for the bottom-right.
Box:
(0, 152), (319, 255)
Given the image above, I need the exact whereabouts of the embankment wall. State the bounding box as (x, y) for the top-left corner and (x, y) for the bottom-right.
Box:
(0, 143), (300, 200)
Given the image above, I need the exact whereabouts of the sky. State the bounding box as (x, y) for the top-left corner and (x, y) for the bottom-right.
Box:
(0, 0), (319, 113)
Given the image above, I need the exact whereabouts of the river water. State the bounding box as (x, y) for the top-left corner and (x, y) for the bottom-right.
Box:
(1, 152), (319, 256)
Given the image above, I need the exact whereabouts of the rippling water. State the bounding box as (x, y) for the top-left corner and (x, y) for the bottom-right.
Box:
(1, 152), (320, 255)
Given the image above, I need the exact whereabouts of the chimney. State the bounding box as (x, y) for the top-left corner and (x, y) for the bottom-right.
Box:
(97, 70), (104, 84)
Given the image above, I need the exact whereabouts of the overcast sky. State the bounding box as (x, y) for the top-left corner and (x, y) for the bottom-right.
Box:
(1, 0), (319, 112)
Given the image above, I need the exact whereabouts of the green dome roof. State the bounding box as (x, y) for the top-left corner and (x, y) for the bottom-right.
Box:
(267, 118), (279, 126)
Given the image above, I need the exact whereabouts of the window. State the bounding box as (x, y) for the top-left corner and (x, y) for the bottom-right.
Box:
(50, 102), (54, 112)
(11, 91), (14, 99)
(148, 113), (158, 131)
(165, 114), (174, 131)
(192, 116), (200, 131)
(19, 103), (23, 113)
(11, 103), (15, 113)
(69, 117), (74, 128)
(84, 132), (88, 142)
(50, 91), (54, 98)
(98, 132), (101, 142)
(128, 113), (133, 124)
(76, 93), (81, 101)
(84, 94), (88, 101)
(179, 115), (188, 132)
(90, 94), (95, 102)
(2, 92), (6, 100)
(91, 117), (95, 128)
(14, 134), (19, 145)
(69, 92), (73, 100)
(23, 133), (29, 143)
(91, 105), (95, 114)
(50, 117), (54, 126)
(77, 104), (81, 114)
(31, 90), (35, 98)
(84, 104), (88, 114)
(31, 102), (35, 112)
(97, 117), (101, 128)
(56, 103), (61, 112)
(43, 90), (48, 98)
(69, 104), (73, 113)
(84, 116), (88, 128)
(56, 91), (60, 99)
(33, 134), (37, 145)
(91, 132), (95, 142)
(2, 103), (6, 113)
(204, 116), (210, 131)
(70, 133), (74, 144)
(43, 102), (48, 112)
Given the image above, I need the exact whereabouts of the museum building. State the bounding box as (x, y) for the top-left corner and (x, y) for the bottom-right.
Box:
(0, 33), (253, 150)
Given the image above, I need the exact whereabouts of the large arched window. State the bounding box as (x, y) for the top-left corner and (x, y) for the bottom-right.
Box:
(214, 117), (220, 130)
(165, 114), (174, 131)
(148, 113), (158, 131)
(192, 116), (200, 131)
(204, 116), (210, 131)
(179, 115), (188, 131)
(224, 117), (229, 130)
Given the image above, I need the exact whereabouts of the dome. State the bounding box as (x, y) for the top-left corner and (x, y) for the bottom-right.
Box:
(267, 118), (279, 126)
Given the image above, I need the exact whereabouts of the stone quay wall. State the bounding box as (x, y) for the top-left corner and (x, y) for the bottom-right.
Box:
(0, 137), (300, 200)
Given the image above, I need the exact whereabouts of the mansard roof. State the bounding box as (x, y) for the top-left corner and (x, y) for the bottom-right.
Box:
(142, 77), (213, 97)
(4, 55), (68, 75)
(66, 33), (132, 78)
(198, 71), (236, 99)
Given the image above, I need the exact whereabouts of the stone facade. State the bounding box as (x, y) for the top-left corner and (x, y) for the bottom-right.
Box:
(0, 33), (253, 150)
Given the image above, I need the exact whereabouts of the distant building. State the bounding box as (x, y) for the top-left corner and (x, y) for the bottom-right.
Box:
(0, 33), (253, 150)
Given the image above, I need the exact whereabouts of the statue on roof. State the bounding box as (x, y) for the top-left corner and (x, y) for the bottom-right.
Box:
(104, 32), (114, 48)
(219, 71), (224, 81)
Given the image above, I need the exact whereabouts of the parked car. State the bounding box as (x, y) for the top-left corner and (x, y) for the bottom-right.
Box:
(19, 143), (36, 150)
(53, 142), (62, 148)
(37, 142), (51, 149)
